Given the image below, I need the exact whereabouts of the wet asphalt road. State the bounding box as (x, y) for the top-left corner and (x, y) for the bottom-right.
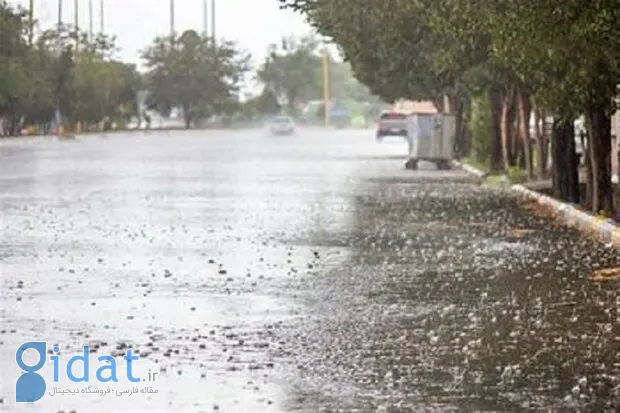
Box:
(1, 128), (620, 413)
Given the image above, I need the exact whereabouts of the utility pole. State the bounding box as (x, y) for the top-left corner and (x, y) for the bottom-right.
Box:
(74, 0), (79, 29)
(56, 0), (63, 56)
(202, 0), (208, 37)
(322, 48), (331, 127)
(58, 0), (63, 35)
(211, 0), (215, 45)
(88, 0), (93, 40)
(170, 0), (175, 37)
(74, 0), (79, 51)
(99, 0), (104, 33)
(28, 0), (34, 45)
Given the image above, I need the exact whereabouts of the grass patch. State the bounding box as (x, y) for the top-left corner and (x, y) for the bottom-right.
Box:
(483, 174), (510, 187)
(462, 156), (490, 173)
(461, 158), (529, 185)
(506, 167), (527, 184)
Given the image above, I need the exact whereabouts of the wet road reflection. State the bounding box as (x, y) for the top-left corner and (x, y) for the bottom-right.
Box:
(1, 129), (619, 412)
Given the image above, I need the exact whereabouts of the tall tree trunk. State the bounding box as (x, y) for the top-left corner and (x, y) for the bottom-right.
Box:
(453, 95), (465, 159)
(513, 116), (520, 168)
(533, 108), (544, 177)
(500, 86), (514, 169)
(538, 110), (549, 177)
(517, 89), (533, 180)
(183, 105), (192, 129)
(510, 101), (521, 167)
(461, 97), (472, 156)
(566, 124), (581, 203)
(443, 94), (452, 113)
(551, 117), (580, 203)
(515, 118), (526, 169)
(489, 86), (503, 171)
(585, 104), (613, 214)
(584, 130), (593, 210)
(432, 96), (444, 113)
(615, 144), (620, 222)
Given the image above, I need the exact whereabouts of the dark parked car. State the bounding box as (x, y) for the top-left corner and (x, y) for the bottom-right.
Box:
(376, 112), (408, 140)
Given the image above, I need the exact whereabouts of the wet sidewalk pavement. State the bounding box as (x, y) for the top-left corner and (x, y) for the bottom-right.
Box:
(1, 129), (619, 412)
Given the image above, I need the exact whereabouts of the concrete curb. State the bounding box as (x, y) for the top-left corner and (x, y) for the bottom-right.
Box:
(454, 161), (619, 248)
(511, 184), (620, 248)
(455, 161), (620, 248)
(452, 160), (488, 178)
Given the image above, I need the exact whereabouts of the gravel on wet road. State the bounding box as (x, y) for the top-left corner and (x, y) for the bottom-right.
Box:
(1, 129), (619, 412)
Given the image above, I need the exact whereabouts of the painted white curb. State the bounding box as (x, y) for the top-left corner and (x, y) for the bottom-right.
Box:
(455, 161), (620, 249)
(512, 184), (620, 249)
(452, 161), (487, 178)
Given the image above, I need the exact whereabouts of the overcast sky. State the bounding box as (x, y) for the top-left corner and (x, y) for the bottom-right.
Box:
(12, 0), (314, 68)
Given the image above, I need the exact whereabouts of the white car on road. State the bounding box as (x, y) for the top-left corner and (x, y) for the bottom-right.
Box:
(268, 116), (295, 136)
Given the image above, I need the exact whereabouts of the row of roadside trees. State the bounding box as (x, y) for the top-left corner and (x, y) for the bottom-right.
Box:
(0, 0), (381, 134)
(279, 0), (620, 220)
(0, 1), (141, 135)
(0, 1), (254, 133)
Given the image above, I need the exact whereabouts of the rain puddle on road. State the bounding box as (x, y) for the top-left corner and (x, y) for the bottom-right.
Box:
(0, 132), (361, 412)
(272, 179), (620, 412)
(2, 132), (620, 412)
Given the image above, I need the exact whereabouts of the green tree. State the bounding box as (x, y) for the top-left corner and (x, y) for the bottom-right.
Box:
(0, 3), (143, 136)
(280, 0), (489, 157)
(0, 0), (32, 134)
(281, 0), (620, 218)
(243, 88), (281, 119)
(141, 30), (250, 128)
(256, 35), (322, 115)
(485, 0), (619, 212)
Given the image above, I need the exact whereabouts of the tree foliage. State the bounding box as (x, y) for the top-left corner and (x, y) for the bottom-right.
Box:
(141, 30), (250, 128)
(279, 0), (620, 217)
(255, 34), (378, 116)
(0, 1), (143, 134)
(255, 35), (322, 114)
(241, 89), (282, 119)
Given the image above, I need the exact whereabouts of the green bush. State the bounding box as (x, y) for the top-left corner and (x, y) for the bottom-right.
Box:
(469, 93), (492, 167)
(506, 166), (527, 184)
